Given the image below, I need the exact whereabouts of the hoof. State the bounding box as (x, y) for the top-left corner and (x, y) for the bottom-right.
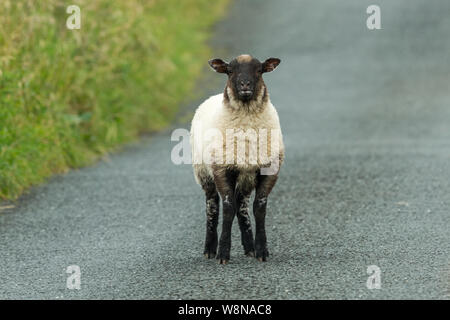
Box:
(204, 252), (216, 259)
(255, 248), (269, 262)
(257, 257), (267, 262)
(204, 240), (217, 259)
(245, 251), (255, 257)
(216, 246), (230, 264)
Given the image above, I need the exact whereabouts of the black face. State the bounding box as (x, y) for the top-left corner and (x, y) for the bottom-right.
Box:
(209, 55), (281, 103)
(227, 58), (262, 102)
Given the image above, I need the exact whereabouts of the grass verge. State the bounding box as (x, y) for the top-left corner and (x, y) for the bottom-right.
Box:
(0, 0), (228, 200)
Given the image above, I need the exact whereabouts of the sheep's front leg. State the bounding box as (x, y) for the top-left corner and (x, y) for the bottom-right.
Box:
(253, 173), (278, 262)
(213, 167), (238, 264)
(202, 180), (220, 258)
(236, 189), (255, 257)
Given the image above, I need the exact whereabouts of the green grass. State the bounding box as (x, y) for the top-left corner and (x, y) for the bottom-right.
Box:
(0, 0), (228, 200)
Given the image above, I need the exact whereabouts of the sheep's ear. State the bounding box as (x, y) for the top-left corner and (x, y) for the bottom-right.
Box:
(208, 59), (228, 73)
(262, 58), (281, 73)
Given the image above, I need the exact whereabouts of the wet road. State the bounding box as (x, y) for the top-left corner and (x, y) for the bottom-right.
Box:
(1, 0), (450, 299)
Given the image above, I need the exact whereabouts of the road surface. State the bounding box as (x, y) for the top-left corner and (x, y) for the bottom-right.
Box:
(1, 0), (450, 299)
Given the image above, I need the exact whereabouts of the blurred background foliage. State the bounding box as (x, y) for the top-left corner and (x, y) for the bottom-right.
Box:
(0, 0), (228, 200)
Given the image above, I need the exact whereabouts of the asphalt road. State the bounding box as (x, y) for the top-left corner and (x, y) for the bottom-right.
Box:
(1, 0), (450, 299)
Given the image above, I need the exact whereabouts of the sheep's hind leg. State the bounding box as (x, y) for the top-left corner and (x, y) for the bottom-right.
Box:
(253, 173), (278, 262)
(235, 189), (255, 257)
(202, 179), (219, 259)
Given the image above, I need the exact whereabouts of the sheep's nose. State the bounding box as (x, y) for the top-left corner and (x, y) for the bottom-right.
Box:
(240, 80), (251, 90)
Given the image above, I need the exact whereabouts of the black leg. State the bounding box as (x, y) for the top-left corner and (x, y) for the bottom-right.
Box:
(235, 189), (255, 256)
(202, 180), (219, 258)
(253, 173), (278, 262)
(213, 167), (238, 264)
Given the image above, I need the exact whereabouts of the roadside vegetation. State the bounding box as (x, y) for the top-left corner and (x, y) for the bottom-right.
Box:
(0, 0), (228, 200)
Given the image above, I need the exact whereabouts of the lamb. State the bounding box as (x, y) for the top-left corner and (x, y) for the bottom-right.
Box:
(190, 54), (284, 264)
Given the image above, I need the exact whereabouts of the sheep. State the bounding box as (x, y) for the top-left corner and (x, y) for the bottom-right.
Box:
(190, 54), (284, 264)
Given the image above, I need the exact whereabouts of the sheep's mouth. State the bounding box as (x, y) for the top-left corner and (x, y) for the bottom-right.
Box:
(238, 90), (253, 99)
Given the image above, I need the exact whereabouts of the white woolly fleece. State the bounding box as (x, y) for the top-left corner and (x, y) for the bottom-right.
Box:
(190, 91), (284, 186)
